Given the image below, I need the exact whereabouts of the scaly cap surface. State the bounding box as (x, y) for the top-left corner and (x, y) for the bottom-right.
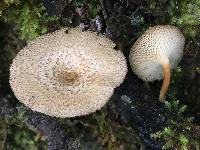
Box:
(9, 28), (127, 117)
(129, 25), (185, 81)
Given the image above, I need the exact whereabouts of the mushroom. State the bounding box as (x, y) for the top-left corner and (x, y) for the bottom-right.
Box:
(129, 25), (185, 102)
(9, 28), (127, 118)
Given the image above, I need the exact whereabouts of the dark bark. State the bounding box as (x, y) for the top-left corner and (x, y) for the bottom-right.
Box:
(110, 70), (166, 150)
(0, 96), (78, 150)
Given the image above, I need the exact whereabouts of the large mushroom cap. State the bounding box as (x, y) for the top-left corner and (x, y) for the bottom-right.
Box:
(9, 28), (127, 118)
(129, 25), (185, 81)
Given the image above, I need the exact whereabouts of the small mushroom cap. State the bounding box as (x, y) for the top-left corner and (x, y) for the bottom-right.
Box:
(9, 28), (127, 118)
(129, 25), (185, 81)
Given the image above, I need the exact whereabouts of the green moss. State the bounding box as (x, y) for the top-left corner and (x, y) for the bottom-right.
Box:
(170, 0), (200, 38)
(151, 100), (200, 150)
(0, 108), (48, 150)
(5, 125), (47, 150)
(145, 0), (200, 37)
(72, 0), (100, 18)
(18, 3), (47, 40)
(0, 0), (21, 16)
(0, 117), (7, 150)
(171, 1), (200, 26)
(168, 66), (184, 98)
(89, 108), (143, 150)
(1, 0), (59, 41)
(58, 107), (143, 150)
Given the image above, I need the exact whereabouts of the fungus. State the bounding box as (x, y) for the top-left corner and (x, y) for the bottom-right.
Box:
(129, 25), (185, 102)
(9, 28), (127, 118)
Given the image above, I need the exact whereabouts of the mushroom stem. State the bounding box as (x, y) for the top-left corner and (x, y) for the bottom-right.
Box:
(159, 62), (171, 102)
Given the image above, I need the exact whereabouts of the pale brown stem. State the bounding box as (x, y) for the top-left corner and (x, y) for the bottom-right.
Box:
(159, 63), (171, 102)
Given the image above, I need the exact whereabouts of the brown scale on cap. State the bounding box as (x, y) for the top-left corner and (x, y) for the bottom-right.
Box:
(129, 25), (185, 102)
(9, 28), (128, 118)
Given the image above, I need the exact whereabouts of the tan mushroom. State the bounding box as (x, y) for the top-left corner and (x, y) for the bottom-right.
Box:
(129, 25), (185, 102)
(9, 28), (127, 118)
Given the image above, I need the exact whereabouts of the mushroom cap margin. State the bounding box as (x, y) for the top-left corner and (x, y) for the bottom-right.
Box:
(9, 28), (128, 118)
